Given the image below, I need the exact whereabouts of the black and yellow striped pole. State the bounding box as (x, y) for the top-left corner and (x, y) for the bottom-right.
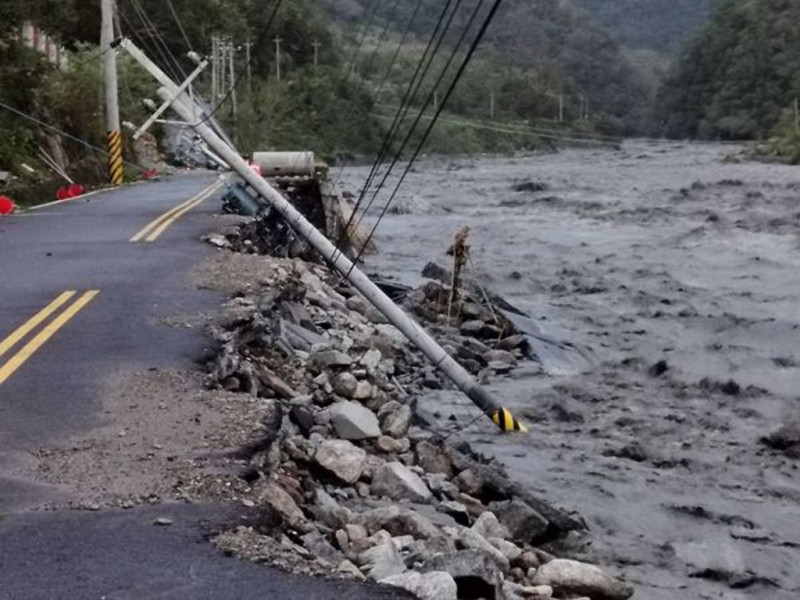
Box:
(467, 384), (528, 433)
(101, 0), (123, 185)
(492, 407), (528, 433)
(107, 130), (124, 185)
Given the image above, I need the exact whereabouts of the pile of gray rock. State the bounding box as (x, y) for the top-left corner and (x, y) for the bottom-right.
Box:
(204, 243), (633, 599)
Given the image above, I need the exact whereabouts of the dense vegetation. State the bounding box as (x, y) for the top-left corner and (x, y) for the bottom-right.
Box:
(657, 0), (800, 144)
(572, 0), (711, 54)
(322, 0), (650, 132)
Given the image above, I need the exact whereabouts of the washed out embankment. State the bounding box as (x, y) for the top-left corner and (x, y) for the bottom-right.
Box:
(190, 209), (635, 600)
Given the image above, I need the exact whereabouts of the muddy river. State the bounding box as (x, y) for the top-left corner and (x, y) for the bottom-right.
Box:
(339, 142), (800, 599)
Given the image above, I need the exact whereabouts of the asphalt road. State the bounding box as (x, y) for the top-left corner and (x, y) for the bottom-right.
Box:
(0, 174), (409, 600)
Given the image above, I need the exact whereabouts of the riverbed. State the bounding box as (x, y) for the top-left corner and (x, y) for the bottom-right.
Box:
(339, 142), (800, 599)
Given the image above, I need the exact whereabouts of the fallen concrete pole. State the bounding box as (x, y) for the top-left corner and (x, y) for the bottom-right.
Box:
(158, 88), (527, 433)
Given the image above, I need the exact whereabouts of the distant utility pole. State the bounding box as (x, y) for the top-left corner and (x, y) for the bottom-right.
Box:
(228, 42), (237, 119)
(245, 39), (253, 95)
(312, 40), (321, 67)
(274, 36), (282, 83)
(211, 35), (220, 105)
(101, 0), (123, 184)
(490, 90), (495, 120)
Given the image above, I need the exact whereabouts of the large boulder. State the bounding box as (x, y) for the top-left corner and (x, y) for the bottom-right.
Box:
(314, 439), (367, 484)
(357, 539), (406, 581)
(309, 349), (352, 370)
(471, 511), (510, 540)
(380, 571), (458, 600)
(310, 489), (353, 530)
(382, 404), (412, 438)
(355, 506), (440, 539)
(415, 441), (454, 476)
(330, 401), (381, 440)
(489, 499), (549, 545)
(531, 559), (634, 600)
(258, 482), (311, 533)
(422, 549), (504, 600)
(333, 372), (359, 398)
(371, 462), (433, 503)
(453, 527), (510, 572)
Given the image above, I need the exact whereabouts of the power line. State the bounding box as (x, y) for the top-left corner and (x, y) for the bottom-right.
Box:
(339, 0), (383, 82)
(332, 0), (459, 260)
(372, 102), (624, 144)
(362, 0), (403, 76)
(352, 0), (505, 269)
(373, 112), (621, 146)
(344, 0), (458, 201)
(352, 0), (467, 227)
(330, 0), (426, 189)
(119, 4), (178, 81)
(0, 99), (145, 171)
(128, 0), (187, 81)
(165, 0), (194, 53)
(374, 0), (426, 100)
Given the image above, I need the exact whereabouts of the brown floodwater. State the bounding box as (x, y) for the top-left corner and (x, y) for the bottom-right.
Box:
(340, 141), (800, 600)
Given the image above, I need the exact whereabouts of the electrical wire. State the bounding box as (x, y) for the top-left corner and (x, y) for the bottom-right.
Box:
(118, 6), (176, 81)
(339, 0), (383, 83)
(373, 111), (621, 146)
(361, 0), (403, 77)
(374, 0), (426, 101)
(330, 0), (426, 189)
(165, 0), (194, 53)
(128, 0), (187, 81)
(351, 0), (470, 231)
(343, 0), (459, 208)
(0, 99), (145, 171)
(372, 102), (624, 144)
(351, 0), (505, 270)
(331, 0), (459, 261)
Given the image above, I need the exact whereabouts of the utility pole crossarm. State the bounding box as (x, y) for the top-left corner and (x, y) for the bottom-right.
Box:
(133, 58), (209, 140)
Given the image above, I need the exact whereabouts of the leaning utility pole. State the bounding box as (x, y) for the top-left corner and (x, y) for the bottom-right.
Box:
(101, 0), (123, 184)
(123, 38), (529, 435)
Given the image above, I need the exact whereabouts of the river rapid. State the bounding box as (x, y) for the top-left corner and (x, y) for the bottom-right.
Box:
(339, 141), (800, 600)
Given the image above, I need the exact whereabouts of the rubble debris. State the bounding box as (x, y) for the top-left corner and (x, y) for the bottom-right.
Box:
(380, 571), (458, 600)
(531, 559), (634, 600)
(199, 219), (630, 598)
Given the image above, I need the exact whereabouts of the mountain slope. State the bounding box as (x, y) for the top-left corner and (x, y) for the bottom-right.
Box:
(658, 0), (800, 139)
(322, 0), (650, 132)
(572, 0), (712, 54)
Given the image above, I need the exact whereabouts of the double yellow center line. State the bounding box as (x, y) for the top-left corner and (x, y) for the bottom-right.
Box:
(130, 179), (224, 243)
(0, 291), (99, 385)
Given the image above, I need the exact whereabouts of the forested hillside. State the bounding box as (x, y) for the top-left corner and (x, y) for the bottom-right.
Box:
(321, 0), (650, 132)
(0, 0), (385, 192)
(657, 0), (800, 142)
(572, 0), (711, 54)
